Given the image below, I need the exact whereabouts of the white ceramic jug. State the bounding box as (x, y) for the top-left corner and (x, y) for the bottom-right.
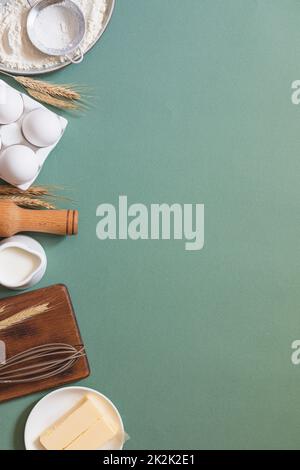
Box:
(0, 235), (47, 290)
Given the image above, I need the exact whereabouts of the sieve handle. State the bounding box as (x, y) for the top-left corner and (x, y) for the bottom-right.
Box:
(27, 0), (39, 6)
(66, 47), (84, 64)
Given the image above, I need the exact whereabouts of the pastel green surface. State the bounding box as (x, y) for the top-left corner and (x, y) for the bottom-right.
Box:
(0, 0), (300, 450)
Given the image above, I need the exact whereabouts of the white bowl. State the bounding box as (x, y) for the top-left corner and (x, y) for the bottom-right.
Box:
(24, 386), (125, 450)
(0, 235), (47, 290)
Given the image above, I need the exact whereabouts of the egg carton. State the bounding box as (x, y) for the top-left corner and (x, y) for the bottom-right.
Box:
(0, 80), (68, 190)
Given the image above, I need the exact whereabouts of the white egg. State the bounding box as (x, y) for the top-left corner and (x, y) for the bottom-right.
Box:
(22, 109), (62, 147)
(1, 123), (23, 147)
(0, 86), (24, 124)
(0, 145), (39, 185)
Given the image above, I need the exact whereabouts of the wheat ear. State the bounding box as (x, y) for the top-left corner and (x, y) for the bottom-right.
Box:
(27, 90), (79, 110)
(0, 71), (84, 110)
(14, 76), (81, 101)
(0, 186), (47, 197)
(0, 196), (56, 210)
(0, 304), (50, 331)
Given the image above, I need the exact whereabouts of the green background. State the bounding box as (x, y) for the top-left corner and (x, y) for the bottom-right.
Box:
(0, 0), (300, 450)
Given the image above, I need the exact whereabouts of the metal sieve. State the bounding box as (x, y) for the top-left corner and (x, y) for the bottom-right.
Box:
(27, 0), (85, 64)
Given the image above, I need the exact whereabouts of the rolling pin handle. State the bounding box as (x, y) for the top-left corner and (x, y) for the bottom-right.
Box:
(67, 210), (79, 236)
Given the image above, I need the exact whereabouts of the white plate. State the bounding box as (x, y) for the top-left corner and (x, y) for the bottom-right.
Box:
(24, 386), (125, 450)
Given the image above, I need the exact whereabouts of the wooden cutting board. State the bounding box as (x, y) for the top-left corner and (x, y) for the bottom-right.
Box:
(0, 284), (90, 402)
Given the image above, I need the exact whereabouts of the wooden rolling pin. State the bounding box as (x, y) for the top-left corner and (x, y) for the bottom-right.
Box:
(0, 201), (78, 237)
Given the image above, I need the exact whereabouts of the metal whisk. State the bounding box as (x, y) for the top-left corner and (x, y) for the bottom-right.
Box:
(0, 343), (86, 384)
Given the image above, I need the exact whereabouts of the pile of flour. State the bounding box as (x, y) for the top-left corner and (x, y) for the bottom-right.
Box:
(0, 0), (107, 71)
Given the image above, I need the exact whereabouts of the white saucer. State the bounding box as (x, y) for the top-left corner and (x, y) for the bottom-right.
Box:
(24, 386), (125, 450)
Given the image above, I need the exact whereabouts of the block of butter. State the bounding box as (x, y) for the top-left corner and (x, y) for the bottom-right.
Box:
(40, 395), (117, 450)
